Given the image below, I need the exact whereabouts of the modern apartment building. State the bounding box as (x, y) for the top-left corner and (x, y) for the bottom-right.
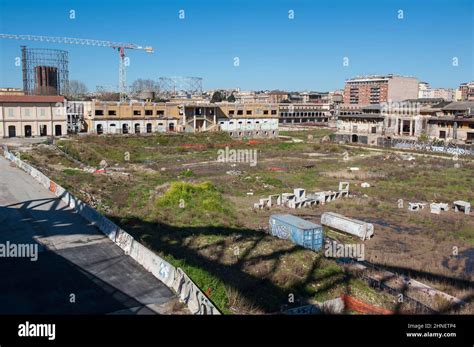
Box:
(343, 75), (419, 105)
(0, 95), (67, 137)
(418, 82), (455, 101)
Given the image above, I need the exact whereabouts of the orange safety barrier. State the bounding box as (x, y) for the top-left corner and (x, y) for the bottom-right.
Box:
(49, 181), (57, 193)
(341, 294), (393, 314)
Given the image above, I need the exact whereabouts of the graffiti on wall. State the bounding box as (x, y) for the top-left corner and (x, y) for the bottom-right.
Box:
(387, 139), (474, 156)
(2, 146), (221, 315)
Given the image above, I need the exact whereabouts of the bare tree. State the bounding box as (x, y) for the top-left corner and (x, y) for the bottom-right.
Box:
(65, 80), (88, 99)
(131, 78), (159, 95)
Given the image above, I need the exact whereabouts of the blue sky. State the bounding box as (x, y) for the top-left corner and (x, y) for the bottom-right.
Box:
(0, 0), (472, 91)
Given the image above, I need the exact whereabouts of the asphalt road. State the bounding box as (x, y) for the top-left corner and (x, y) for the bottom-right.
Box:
(0, 156), (186, 314)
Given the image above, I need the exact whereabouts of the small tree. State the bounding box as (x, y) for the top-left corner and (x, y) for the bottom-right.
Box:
(227, 93), (236, 102)
(211, 91), (224, 103)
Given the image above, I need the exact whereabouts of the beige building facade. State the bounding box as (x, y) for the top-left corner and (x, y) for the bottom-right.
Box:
(0, 95), (66, 137)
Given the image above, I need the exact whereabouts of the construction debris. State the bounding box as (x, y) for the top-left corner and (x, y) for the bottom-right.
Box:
(360, 182), (370, 188)
(453, 200), (471, 215)
(430, 202), (449, 215)
(401, 154), (416, 161)
(321, 212), (374, 241)
(99, 159), (108, 168)
(226, 170), (242, 176)
(408, 202), (426, 211)
(253, 182), (350, 210)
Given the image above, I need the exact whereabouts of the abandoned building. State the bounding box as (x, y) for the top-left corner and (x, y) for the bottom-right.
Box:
(87, 101), (280, 138)
(426, 102), (474, 144)
(0, 95), (67, 137)
(278, 103), (331, 125)
(335, 100), (474, 146)
(89, 101), (180, 135)
(334, 105), (385, 144)
(181, 102), (279, 138)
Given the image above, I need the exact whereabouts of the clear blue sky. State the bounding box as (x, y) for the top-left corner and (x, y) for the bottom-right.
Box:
(0, 0), (472, 91)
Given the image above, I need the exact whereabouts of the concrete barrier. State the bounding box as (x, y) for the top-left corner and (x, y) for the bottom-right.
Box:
(2, 146), (220, 315)
(321, 212), (374, 241)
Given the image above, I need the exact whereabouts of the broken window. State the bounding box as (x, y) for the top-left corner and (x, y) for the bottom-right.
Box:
(157, 110), (164, 116)
(95, 110), (104, 116)
(271, 110), (277, 115)
(108, 110), (116, 116)
(133, 110), (141, 116)
(246, 110), (252, 115)
(263, 110), (269, 115)
(237, 110), (243, 115)
(229, 110), (235, 115)
(145, 110), (153, 116)
(439, 130), (446, 139)
(371, 126), (376, 134)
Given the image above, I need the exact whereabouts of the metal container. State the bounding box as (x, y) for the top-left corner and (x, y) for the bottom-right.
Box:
(269, 214), (323, 251)
(321, 212), (374, 241)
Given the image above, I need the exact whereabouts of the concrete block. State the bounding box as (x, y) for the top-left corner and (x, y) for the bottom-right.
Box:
(259, 198), (270, 208)
(453, 200), (471, 215)
(338, 181), (349, 193)
(293, 188), (306, 202)
(288, 199), (296, 209)
(281, 193), (295, 204)
(268, 194), (281, 207)
(408, 202), (426, 211)
(321, 212), (374, 241)
(430, 203), (449, 215)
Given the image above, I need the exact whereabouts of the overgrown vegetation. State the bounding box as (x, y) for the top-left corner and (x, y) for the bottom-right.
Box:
(20, 130), (474, 314)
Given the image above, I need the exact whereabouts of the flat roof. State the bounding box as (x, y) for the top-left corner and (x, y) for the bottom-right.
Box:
(0, 95), (65, 103)
(442, 102), (474, 111)
(338, 113), (384, 120)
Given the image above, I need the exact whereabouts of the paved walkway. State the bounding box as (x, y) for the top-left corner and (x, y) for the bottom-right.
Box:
(0, 156), (186, 314)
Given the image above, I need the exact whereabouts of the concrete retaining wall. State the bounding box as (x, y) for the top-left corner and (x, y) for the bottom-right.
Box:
(1, 145), (220, 315)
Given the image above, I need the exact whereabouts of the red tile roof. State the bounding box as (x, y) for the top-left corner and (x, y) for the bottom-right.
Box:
(0, 95), (65, 103)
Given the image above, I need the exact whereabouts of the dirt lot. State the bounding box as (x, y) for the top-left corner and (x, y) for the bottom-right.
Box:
(13, 129), (474, 314)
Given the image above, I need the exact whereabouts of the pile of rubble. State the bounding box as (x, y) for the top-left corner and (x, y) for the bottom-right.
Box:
(79, 189), (111, 213)
(254, 182), (350, 210)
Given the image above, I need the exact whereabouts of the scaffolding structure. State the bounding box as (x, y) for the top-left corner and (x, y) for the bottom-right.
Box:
(21, 46), (69, 96)
(158, 76), (203, 97)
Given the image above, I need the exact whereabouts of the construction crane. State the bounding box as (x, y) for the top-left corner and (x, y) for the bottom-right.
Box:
(0, 33), (153, 102)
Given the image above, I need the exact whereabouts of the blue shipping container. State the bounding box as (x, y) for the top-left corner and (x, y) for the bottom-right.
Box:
(269, 214), (324, 251)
